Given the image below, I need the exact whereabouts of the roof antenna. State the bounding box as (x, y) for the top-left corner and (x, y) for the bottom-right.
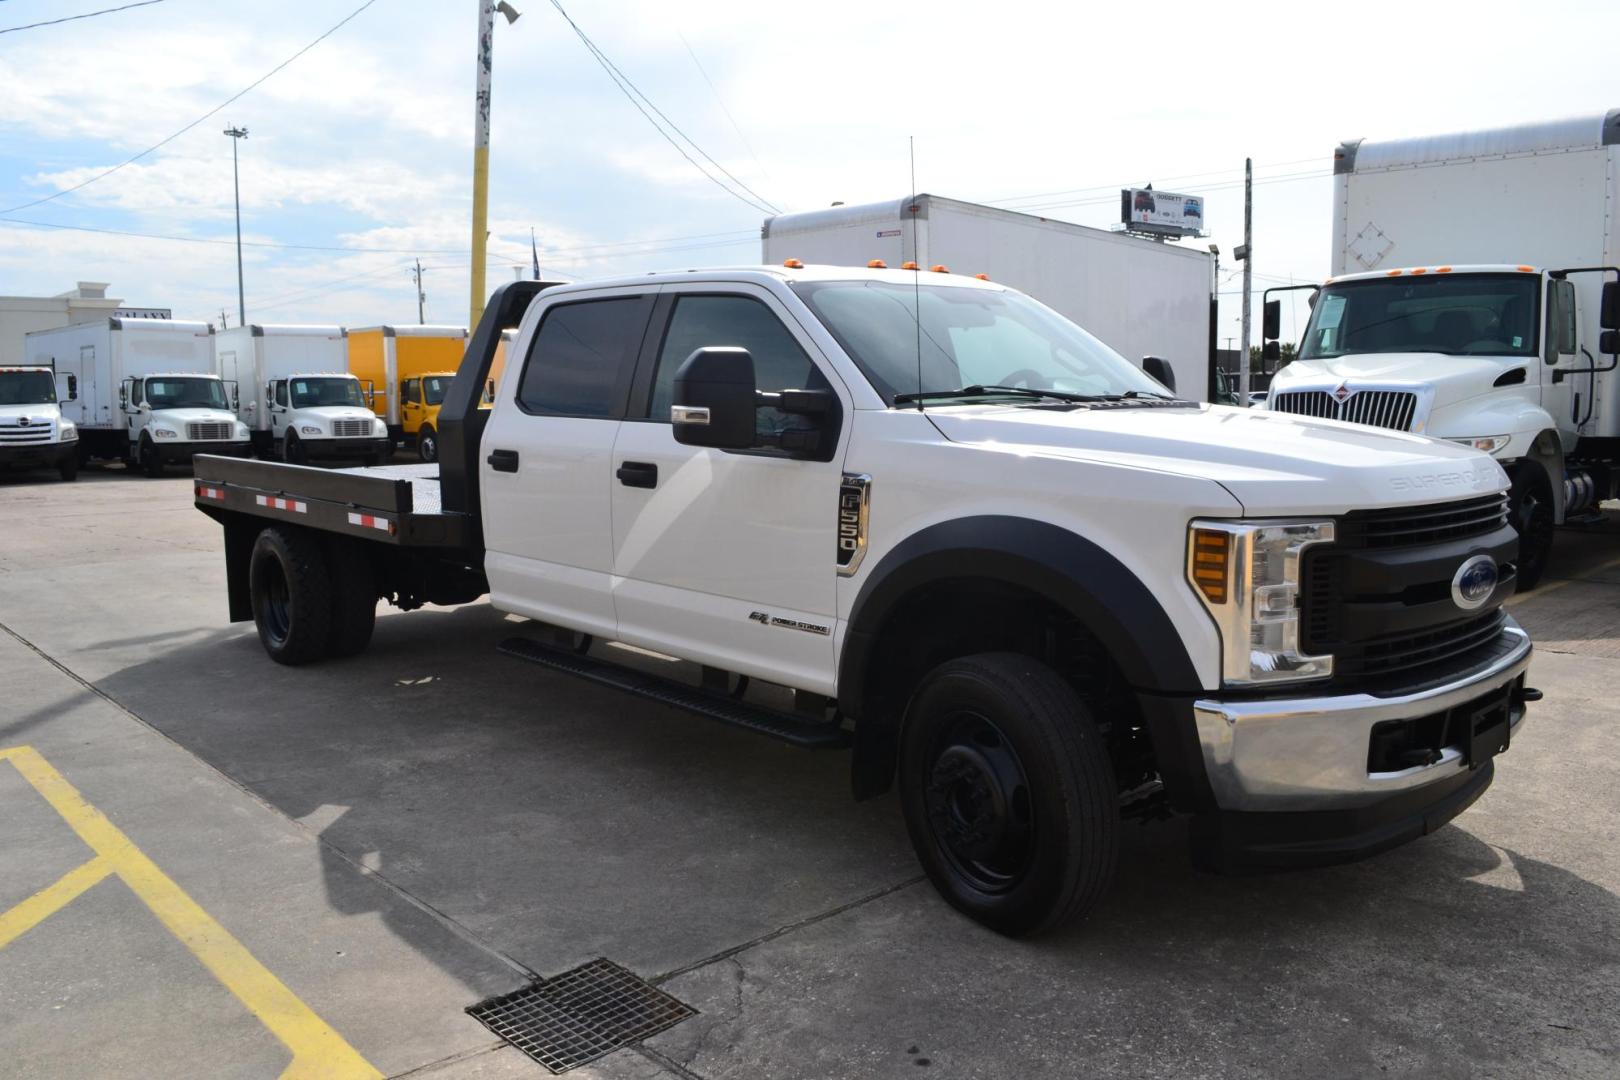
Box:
(910, 135), (923, 411)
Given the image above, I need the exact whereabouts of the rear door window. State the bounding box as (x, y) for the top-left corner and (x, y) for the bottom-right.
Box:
(516, 296), (652, 418)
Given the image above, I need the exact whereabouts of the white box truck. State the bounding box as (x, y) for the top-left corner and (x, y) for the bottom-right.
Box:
(763, 194), (1217, 401)
(25, 318), (250, 474)
(215, 324), (390, 464)
(1262, 110), (1620, 588)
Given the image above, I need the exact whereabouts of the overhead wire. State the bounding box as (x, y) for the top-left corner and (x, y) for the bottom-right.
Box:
(674, 28), (774, 188)
(0, 0), (165, 35)
(545, 0), (779, 215)
(0, 0), (382, 214)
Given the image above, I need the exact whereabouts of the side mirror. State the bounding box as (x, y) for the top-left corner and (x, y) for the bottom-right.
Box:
(65, 374), (78, 401)
(672, 347), (757, 450)
(1141, 356), (1176, 393)
(1602, 281), (1620, 331)
(485, 378), (496, 403)
(118, 383), (129, 408)
(1261, 341), (1281, 362)
(1262, 298), (1281, 341)
(1601, 329), (1619, 356)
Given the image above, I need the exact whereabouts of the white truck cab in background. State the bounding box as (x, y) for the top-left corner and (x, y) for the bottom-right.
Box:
(25, 317), (248, 474)
(0, 366), (78, 481)
(216, 324), (389, 464)
(1264, 111), (1620, 587)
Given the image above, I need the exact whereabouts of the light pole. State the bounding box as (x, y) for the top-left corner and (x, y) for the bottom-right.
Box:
(469, 0), (521, 330)
(223, 125), (248, 328)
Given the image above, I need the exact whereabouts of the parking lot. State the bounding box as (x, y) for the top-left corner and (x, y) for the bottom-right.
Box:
(2, 466), (1618, 1080)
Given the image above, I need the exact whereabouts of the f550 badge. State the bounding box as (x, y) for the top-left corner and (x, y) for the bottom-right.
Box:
(837, 473), (872, 576)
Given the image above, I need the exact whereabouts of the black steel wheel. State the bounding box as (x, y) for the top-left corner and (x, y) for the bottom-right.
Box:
(138, 434), (163, 477)
(417, 426), (438, 463)
(249, 526), (334, 665)
(282, 432), (307, 465)
(1509, 462), (1555, 591)
(899, 652), (1118, 936)
(57, 455), (78, 482)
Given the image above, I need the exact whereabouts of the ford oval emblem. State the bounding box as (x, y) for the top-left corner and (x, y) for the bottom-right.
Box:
(1451, 555), (1499, 610)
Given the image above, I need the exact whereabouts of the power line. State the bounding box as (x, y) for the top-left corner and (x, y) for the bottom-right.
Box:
(0, 0), (165, 35)
(0, 0), (382, 214)
(545, 0), (779, 215)
(675, 28), (773, 188)
(983, 156), (1322, 210)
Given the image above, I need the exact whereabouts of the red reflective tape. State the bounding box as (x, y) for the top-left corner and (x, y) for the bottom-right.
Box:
(195, 485), (225, 501)
(346, 512), (394, 534)
(254, 494), (307, 513)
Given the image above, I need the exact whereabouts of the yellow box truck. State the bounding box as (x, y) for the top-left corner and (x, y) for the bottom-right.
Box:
(347, 325), (466, 460)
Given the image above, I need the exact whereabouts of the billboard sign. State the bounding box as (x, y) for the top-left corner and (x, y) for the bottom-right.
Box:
(1121, 188), (1205, 237)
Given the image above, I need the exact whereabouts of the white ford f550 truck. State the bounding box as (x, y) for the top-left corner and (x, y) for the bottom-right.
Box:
(192, 268), (1536, 936)
(1263, 111), (1620, 588)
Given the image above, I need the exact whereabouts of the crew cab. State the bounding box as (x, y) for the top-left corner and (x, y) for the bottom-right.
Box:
(192, 267), (1537, 935)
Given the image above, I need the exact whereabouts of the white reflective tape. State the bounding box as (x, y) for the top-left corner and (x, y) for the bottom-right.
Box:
(255, 494), (307, 513)
(346, 512), (393, 533)
(195, 485), (225, 501)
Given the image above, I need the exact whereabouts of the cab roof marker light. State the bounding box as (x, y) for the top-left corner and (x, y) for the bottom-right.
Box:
(1517, 265), (1535, 272)
(1386, 269), (1404, 276)
(975, 273), (990, 280)
(901, 261), (920, 270)
(1410, 267), (1428, 275)
(931, 264), (950, 273)
(782, 258), (804, 269)
(867, 259), (887, 268)
(1436, 266), (1452, 273)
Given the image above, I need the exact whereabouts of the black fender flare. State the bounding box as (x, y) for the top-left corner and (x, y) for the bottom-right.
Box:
(838, 516), (1209, 805)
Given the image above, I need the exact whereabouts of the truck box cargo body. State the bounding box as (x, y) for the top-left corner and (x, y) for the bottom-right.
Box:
(763, 194), (1215, 401)
(25, 318), (247, 466)
(347, 324), (467, 434)
(1264, 110), (1620, 587)
(216, 324), (389, 463)
(193, 270), (1534, 937)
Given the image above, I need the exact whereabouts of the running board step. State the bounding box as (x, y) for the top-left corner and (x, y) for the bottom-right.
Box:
(498, 636), (851, 749)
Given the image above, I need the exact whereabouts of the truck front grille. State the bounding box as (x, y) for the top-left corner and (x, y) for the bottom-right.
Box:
(0, 426), (52, 445)
(1271, 389), (1418, 431)
(332, 419), (373, 438)
(1302, 495), (1517, 687)
(186, 421), (233, 440)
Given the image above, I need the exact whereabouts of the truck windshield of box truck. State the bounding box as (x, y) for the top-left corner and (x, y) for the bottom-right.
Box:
(144, 376), (228, 409)
(289, 377), (365, 408)
(422, 375), (450, 406)
(790, 280), (1168, 402)
(0, 370), (57, 405)
(1300, 274), (1540, 360)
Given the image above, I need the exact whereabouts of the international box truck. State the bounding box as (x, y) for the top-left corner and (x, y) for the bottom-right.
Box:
(1262, 110), (1620, 588)
(0, 366), (79, 481)
(347, 325), (467, 461)
(763, 194), (1215, 401)
(191, 269), (1532, 936)
(216, 324), (390, 465)
(25, 318), (249, 474)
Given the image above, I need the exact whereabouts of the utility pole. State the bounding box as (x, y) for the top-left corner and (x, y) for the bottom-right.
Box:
(412, 259), (426, 324)
(1236, 157), (1253, 408)
(469, 1), (521, 329)
(223, 126), (249, 328)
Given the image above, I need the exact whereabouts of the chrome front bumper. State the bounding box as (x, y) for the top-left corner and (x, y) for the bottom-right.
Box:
(1193, 619), (1531, 812)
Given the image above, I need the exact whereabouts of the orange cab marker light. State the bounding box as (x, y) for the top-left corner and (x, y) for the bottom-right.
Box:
(1191, 529), (1231, 605)
(975, 273), (990, 281)
(1410, 267), (1428, 275)
(782, 258), (804, 269)
(931, 264), (950, 273)
(901, 261), (920, 270)
(1386, 269), (1404, 276)
(1517, 265), (1535, 273)
(1436, 266), (1452, 273)
(867, 259), (887, 269)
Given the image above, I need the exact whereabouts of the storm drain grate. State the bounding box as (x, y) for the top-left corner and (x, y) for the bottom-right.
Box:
(467, 958), (697, 1073)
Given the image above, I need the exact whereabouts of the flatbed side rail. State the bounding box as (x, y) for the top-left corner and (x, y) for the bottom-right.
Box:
(192, 454), (469, 548)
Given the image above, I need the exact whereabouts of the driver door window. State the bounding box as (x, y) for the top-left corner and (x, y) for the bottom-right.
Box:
(128, 378), (144, 408)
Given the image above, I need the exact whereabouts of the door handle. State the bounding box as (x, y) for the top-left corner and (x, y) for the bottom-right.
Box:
(616, 460), (658, 488)
(487, 449), (520, 473)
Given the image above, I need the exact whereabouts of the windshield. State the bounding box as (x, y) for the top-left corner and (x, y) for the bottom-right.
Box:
(144, 376), (228, 410)
(423, 375), (450, 406)
(290, 377), (365, 408)
(0, 370), (56, 405)
(791, 281), (1168, 403)
(1301, 273), (1540, 360)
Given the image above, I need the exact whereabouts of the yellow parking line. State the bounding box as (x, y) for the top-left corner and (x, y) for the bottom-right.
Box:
(0, 856), (113, 950)
(0, 745), (382, 1080)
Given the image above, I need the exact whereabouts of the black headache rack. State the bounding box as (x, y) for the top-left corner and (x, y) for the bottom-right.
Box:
(192, 279), (562, 552)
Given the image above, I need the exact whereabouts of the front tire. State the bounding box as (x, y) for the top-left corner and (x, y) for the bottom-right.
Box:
(1508, 462), (1554, 591)
(249, 527), (334, 665)
(417, 425), (438, 463)
(899, 652), (1118, 937)
(138, 435), (163, 477)
(57, 454), (79, 482)
(281, 432), (307, 465)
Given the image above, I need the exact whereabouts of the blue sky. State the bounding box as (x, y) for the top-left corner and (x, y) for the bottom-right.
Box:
(1, 0), (1616, 335)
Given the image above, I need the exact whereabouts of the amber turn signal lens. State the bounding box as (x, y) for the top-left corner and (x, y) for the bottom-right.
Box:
(1191, 529), (1231, 604)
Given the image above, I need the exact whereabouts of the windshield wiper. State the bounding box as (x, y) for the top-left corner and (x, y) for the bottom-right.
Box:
(893, 384), (1115, 405)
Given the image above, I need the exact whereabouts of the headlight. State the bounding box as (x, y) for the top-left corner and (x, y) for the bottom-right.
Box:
(153, 428), (178, 439)
(300, 425), (323, 435)
(1188, 519), (1335, 686)
(58, 422), (77, 440)
(1449, 435), (1510, 454)
(373, 419), (386, 434)
(235, 423), (250, 438)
